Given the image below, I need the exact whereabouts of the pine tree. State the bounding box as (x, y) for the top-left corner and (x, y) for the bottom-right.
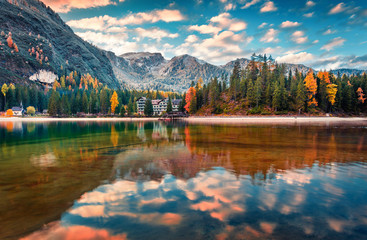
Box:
(272, 81), (282, 111)
(82, 91), (89, 113)
(127, 98), (134, 116)
(296, 80), (306, 114)
(144, 99), (153, 116)
(61, 94), (70, 115)
(254, 76), (263, 107)
(247, 79), (255, 107)
(167, 98), (172, 113)
(120, 105), (126, 116)
(48, 91), (60, 116)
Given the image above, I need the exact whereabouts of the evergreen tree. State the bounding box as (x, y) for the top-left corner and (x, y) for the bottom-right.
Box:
(127, 98), (134, 116)
(48, 91), (60, 116)
(247, 79), (255, 107)
(179, 94), (186, 112)
(61, 94), (70, 115)
(272, 81), (282, 111)
(167, 98), (172, 113)
(254, 76), (263, 107)
(82, 91), (89, 113)
(120, 105), (126, 116)
(296, 80), (306, 114)
(144, 99), (153, 116)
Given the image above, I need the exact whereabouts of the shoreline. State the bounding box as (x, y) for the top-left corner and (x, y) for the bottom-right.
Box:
(183, 116), (367, 125)
(0, 116), (367, 124)
(0, 117), (159, 122)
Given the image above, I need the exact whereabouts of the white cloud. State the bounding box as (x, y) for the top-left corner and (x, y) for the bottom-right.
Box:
(210, 13), (247, 32)
(76, 31), (138, 55)
(306, 1), (315, 7)
(241, 0), (261, 9)
(185, 35), (199, 43)
(280, 21), (301, 28)
(260, 1), (277, 13)
(67, 15), (115, 31)
(276, 52), (314, 64)
(224, 3), (236, 11)
(135, 28), (179, 41)
(175, 31), (252, 64)
(323, 29), (337, 35)
(67, 9), (185, 30)
(117, 9), (185, 25)
(291, 31), (308, 44)
(303, 12), (314, 17)
(42, 0), (122, 13)
(258, 22), (268, 29)
(329, 3), (346, 14)
(260, 28), (279, 43)
(188, 24), (222, 34)
(313, 40), (319, 44)
(321, 37), (346, 51)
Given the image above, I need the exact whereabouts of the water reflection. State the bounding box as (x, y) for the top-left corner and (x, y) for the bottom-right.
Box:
(23, 165), (367, 240)
(0, 121), (366, 239)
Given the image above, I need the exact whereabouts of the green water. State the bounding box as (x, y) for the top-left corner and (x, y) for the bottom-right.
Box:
(0, 120), (367, 240)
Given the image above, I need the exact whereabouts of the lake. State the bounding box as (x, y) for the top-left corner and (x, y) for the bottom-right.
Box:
(1, 120), (367, 240)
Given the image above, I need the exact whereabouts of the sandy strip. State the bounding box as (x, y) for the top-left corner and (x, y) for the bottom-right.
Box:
(0, 117), (159, 122)
(183, 116), (367, 125)
(1, 116), (367, 125)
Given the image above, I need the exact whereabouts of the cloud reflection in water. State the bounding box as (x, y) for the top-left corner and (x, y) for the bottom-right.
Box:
(23, 163), (367, 240)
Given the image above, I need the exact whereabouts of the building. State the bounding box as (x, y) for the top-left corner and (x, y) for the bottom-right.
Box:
(136, 97), (146, 115)
(136, 98), (182, 116)
(153, 98), (168, 115)
(11, 107), (24, 116)
(172, 99), (182, 112)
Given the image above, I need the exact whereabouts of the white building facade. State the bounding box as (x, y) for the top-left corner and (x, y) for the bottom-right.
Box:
(136, 98), (182, 116)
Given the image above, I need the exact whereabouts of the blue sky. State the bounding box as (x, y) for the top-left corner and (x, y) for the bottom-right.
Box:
(42, 0), (367, 69)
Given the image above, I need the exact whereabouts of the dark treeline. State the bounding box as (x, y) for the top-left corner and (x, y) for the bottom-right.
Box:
(185, 54), (367, 115)
(1, 69), (181, 116)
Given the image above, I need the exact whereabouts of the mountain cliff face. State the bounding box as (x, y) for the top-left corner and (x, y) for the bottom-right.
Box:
(0, 0), (119, 87)
(1, 0), (366, 92)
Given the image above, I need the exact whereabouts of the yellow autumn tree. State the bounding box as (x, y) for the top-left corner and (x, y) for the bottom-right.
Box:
(110, 91), (119, 114)
(326, 84), (338, 105)
(304, 70), (318, 107)
(197, 77), (204, 89)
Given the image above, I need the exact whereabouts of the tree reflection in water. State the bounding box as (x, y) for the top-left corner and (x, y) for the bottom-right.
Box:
(0, 120), (366, 239)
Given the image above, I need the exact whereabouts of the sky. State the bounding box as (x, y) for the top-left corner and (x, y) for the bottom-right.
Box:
(41, 0), (367, 70)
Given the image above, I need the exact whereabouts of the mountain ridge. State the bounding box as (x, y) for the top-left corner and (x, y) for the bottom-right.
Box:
(0, 0), (366, 92)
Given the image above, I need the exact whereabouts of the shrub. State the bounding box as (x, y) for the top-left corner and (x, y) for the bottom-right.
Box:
(27, 106), (36, 116)
(6, 109), (13, 117)
(248, 106), (262, 114)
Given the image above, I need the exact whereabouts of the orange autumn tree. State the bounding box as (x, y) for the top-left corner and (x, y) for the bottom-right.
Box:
(7, 35), (13, 48)
(304, 70), (318, 107)
(357, 87), (366, 104)
(317, 71), (330, 84)
(110, 91), (119, 114)
(185, 87), (196, 113)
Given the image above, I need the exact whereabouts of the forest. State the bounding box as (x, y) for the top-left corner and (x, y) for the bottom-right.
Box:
(0, 68), (181, 117)
(1, 54), (367, 117)
(183, 55), (367, 116)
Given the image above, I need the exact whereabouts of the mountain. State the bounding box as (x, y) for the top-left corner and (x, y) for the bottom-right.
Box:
(0, 0), (366, 92)
(0, 0), (119, 87)
(330, 68), (367, 77)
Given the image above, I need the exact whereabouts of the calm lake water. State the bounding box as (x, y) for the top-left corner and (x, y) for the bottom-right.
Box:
(1, 120), (367, 240)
